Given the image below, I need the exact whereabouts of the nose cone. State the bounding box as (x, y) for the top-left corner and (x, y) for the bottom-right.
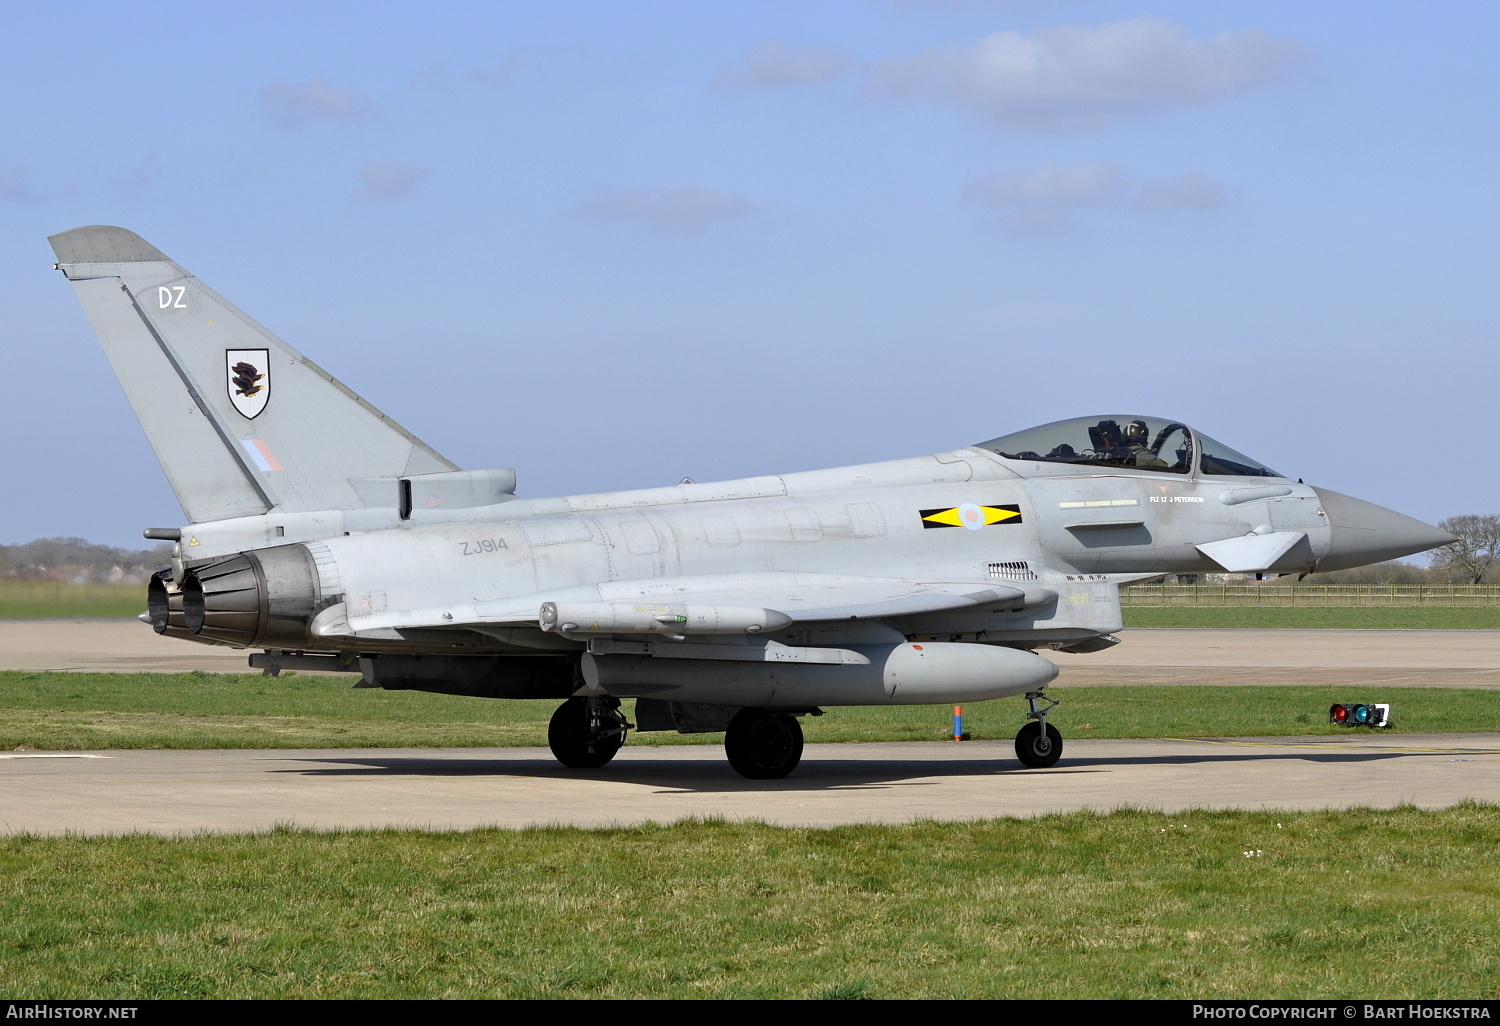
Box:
(1311, 487), (1459, 572)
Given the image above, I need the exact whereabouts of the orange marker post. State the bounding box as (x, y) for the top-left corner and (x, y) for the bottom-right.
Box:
(952, 705), (963, 742)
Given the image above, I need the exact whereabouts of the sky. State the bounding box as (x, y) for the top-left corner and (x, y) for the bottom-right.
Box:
(2, 1), (1495, 548)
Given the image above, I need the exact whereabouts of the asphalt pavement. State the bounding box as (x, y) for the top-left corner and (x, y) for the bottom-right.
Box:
(3, 734), (1497, 836)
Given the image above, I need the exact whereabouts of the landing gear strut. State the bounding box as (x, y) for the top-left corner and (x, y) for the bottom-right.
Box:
(548, 696), (630, 769)
(724, 709), (804, 780)
(1014, 690), (1062, 769)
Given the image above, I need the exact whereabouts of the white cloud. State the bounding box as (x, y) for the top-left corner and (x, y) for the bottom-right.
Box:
(0, 169), (44, 204)
(869, 16), (1309, 129)
(357, 161), (432, 199)
(990, 209), (1079, 235)
(1135, 172), (1225, 210)
(966, 161), (1225, 231)
(576, 187), (753, 237)
(412, 51), (528, 91)
(109, 152), (162, 201)
(257, 77), (380, 128)
(411, 47), (583, 93)
(966, 160), (1127, 208)
(468, 61), (520, 88)
(711, 39), (854, 91)
(411, 64), (460, 92)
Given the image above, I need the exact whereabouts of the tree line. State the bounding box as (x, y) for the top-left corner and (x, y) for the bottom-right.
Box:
(0, 538), (173, 584)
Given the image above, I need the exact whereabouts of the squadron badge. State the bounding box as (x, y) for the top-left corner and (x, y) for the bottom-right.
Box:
(226, 349), (270, 419)
(920, 503), (1023, 530)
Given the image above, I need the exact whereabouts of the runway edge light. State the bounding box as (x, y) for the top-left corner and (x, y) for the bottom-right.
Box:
(1329, 703), (1392, 728)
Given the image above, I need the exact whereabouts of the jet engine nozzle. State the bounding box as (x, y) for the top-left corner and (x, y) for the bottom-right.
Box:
(1311, 487), (1460, 572)
(147, 568), (201, 636)
(151, 545), (323, 649)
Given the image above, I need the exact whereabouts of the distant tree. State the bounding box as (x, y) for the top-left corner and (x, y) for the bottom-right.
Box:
(1431, 515), (1500, 585)
(0, 537), (172, 582)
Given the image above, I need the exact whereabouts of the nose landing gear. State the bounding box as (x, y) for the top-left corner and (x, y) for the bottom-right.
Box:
(548, 696), (631, 769)
(1014, 690), (1062, 768)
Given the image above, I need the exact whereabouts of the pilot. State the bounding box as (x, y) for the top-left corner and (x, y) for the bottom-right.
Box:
(1125, 420), (1169, 469)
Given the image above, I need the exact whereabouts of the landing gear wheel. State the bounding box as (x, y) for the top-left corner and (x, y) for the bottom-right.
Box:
(1014, 721), (1062, 769)
(725, 709), (804, 780)
(548, 697), (627, 769)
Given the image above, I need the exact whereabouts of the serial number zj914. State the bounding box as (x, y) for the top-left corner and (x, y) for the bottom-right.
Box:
(459, 538), (509, 555)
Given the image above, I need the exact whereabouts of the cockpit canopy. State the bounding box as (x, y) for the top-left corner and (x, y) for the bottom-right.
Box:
(975, 416), (1282, 478)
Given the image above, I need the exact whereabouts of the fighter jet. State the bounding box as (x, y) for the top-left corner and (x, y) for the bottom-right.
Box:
(48, 226), (1458, 779)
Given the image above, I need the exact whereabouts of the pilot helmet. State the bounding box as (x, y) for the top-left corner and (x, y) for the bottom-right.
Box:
(1125, 419), (1150, 446)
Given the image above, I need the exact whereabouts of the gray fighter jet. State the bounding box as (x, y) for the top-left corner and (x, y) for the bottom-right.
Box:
(48, 226), (1457, 779)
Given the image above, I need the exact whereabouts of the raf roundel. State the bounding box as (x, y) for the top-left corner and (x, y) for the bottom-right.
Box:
(226, 349), (270, 420)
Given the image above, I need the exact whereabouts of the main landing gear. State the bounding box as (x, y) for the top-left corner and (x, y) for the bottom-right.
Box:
(724, 709), (805, 779)
(546, 699), (807, 779)
(548, 696), (631, 769)
(1014, 690), (1062, 769)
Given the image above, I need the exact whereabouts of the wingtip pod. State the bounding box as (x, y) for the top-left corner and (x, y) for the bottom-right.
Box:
(48, 225), (170, 265)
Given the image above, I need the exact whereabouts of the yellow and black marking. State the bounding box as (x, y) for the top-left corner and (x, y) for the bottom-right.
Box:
(920, 504), (1023, 529)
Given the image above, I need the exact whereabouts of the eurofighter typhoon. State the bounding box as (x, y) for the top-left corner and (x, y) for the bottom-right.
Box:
(49, 226), (1457, 779)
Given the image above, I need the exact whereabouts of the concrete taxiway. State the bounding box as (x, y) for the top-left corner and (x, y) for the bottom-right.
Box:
(3, 734), (1497, 836)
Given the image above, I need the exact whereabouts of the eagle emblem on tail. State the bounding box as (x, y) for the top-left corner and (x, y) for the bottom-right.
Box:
(231, 361), (263, 397)
(225, 349), (271, 419)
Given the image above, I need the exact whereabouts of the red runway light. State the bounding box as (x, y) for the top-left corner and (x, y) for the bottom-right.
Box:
(1329, 702), (1391, 727)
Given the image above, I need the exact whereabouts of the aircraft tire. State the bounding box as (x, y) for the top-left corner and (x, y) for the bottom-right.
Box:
(724, 709), (804, 780)
(547, 698), (624, 769)
(1014, 721), (1063, 768)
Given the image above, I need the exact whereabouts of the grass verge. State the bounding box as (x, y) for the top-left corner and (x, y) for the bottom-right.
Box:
(1, 671), (1497, 750)
(0, 582), (145, 619)
(1, 807), (1497, 998)
(1122, 607), (1500, 629)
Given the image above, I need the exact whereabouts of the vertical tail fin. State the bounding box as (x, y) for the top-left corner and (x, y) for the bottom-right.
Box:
(49, 226), (456, 523)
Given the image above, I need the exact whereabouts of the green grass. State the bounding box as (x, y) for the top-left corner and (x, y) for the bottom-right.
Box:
(0, 670), (553, 750)
(1122, 607), (1500, 629)
(1, 671), (1497, 750)
(1, 807), (1497, 998)
(0, 581), (144, 619)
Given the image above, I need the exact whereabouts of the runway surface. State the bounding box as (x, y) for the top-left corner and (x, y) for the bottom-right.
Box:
(4, 734), (1497, 836)
(3, 620), (1499, 687)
